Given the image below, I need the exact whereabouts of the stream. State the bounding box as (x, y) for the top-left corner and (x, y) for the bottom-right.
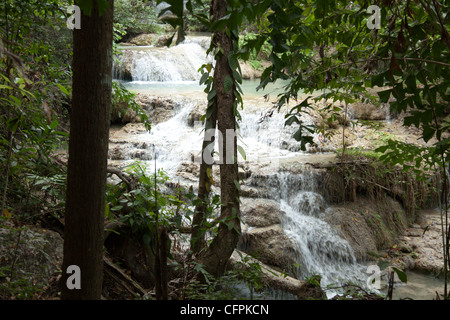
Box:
(111, 38), (446, 299)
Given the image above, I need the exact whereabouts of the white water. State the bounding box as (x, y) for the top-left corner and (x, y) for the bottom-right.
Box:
(114, 41), (213, 82)
(112, 40), (370, 297)
(275, 171), (367, 295)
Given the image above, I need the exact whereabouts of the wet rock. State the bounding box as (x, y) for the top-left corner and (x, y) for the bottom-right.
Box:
(186, 105), (205, 127)
(134, 94), (177, 124)
(228, 250), (319, 300)
(240, 198), (284, 228)
(323, 196), (408, 261)
(110, 94), (178, 125)
(176, 162), (200, 181)
(239, 225), (297, 271)
(238, 167), (251, 180)
(238, 198), (297, 272)
(113, 51), (133, 81)
(127, 33), (171, 47)
(109, 145), (126, 160)
(118, 42), (137, 47)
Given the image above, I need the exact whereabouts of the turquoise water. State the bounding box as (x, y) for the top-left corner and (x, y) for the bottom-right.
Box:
(118, 79), (291, 99)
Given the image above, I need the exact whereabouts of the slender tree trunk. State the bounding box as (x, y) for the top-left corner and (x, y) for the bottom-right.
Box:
(198, 0), (241, 277)
(61, 0), (114, 300)
(191, 109), (217, 254)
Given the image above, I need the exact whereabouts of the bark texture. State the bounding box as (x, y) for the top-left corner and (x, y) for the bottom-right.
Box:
(61, 0), (114, 300)
(198, 0), (241, 277)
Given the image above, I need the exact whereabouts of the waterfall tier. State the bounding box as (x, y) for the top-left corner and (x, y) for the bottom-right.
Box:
(113, 42), (213, 82)
(108, 94), (368, 298)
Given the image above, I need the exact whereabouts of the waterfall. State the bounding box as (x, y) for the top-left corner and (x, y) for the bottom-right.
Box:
(111, 39), (369, 297)
(114, 42), (213, 82)
(274, 171), (367, 297)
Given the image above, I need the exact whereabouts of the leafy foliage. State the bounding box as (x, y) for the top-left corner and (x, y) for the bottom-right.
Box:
(106, 163), (191, 251)
(185, 252), (265, 300)
(111, 81), (151, 131)
(114, 0), (162, 38)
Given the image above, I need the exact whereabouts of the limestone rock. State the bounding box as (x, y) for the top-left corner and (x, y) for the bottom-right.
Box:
(128, 33), (171, 47)
(323, 196), (408, 261)
(237, 198), (297, 271)
(239, 225), (297, 270)
(348, 101), (389, 120)
(134, 94), (177, 124)
(186, 104), (206, 127)
(240, 198), (284, 228)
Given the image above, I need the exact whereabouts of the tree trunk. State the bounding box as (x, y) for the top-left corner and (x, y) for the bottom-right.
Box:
(61, 0), (114, 300)
(191, 108), (217, 254)
(198, 0), (241, 277)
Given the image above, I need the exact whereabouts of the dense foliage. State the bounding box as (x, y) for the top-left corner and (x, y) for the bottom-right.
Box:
(0, 0), (72, 219)
(0, 0), (448, 300)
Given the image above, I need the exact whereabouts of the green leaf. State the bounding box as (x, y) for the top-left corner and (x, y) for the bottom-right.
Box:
(205, 104), (216, 120)
(371, 73), (385, 87)
(224, 75), (234, 93)
(76, 0), (94, 15)
(293, 128), (303, 141)
(199, 72), (209, 85)
(228, 53), (239, 71)
(142, 233), (151, 246)
(207, 89), (216, 102)
(378, 89), (391, 103)
(377, 259), (390, 270)
(375, 145), (389, 153)
(237, 145), (246, 160)
(49, 120), (59, 130)
(392, 267), (407, 283)
(211, 13), (231, 31)
(422, 125), (435, 142)
(405, 75), (416, 92)
(97, 0), (111, 16)
(404, 115), (420, 128)
(285, 115), (300, 126)
(56, 83), (70, 95)
(6, 116), (21, 133)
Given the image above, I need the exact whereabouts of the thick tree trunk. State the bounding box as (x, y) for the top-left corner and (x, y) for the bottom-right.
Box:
(198, 0), (241, 277)
(61, 0), (114, 300)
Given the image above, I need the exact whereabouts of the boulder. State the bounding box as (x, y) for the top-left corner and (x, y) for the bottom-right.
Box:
(134, 94), (177, 124)
(129, 33), (159, 46)
(323, 196), (409, 261)
(186, 105), (205, 127)
(349, 101), (389, 120)
(238, 198), (297, 271)
(239, 225), (297, 270)
(113, 51), (134, 81)
(240, 198), (284, 228)
(393, 209), (444, 275)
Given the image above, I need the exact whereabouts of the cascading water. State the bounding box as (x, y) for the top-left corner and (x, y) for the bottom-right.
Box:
(273, 171), (367, 296)
(111, 37), (369, 298)
(114, 41), (213, 82)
